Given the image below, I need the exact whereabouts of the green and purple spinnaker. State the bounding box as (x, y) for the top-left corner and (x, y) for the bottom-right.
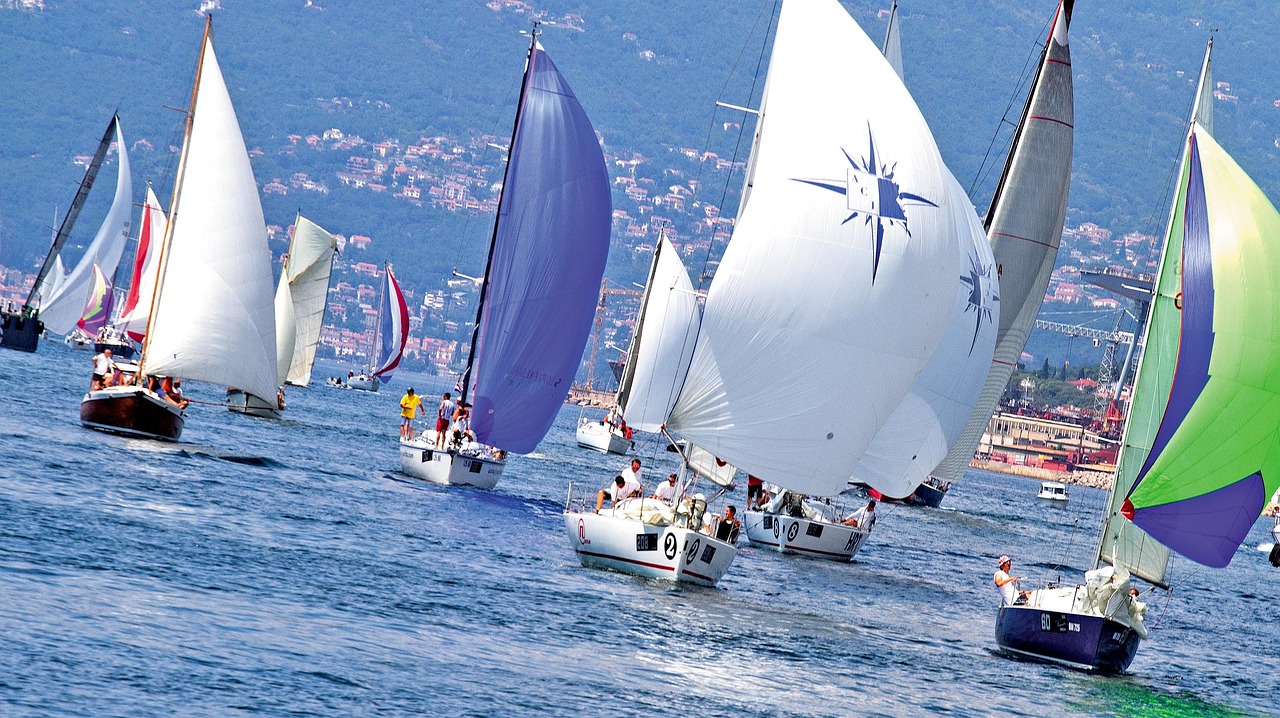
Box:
(1123, 125), (1280, 567)
(75, 264), (113, 338)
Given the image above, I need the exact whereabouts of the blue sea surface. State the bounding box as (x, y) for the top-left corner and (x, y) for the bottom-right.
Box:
(0, 344), (1275, 717)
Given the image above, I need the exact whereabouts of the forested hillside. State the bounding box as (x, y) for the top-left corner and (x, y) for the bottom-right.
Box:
(1, 0), (1277, 347)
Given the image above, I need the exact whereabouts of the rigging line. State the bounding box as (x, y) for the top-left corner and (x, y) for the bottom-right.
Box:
(683, 0), (777, 286)
(1048, 516), (1082, 575)
(967, 15), (1053, 198)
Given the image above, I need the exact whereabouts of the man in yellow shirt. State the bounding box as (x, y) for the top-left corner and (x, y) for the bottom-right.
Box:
(399, 387), (425, 440)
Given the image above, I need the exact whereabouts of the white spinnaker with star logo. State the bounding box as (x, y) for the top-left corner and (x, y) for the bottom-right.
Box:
(849, 172), (999, 498)
(666, 0), (979, 497)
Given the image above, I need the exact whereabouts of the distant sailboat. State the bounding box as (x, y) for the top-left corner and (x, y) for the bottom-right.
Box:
(995, 39), (1280, 672)
(283, 215), (338, 387)
(72, 264), (113, 341)
(919, 0), (1076, 507)
(80, 16), (278, 441)
(568, 0), (979, 580)
(399, 28), (611, 489)
(345, 264), (408, 393)
(1, 115), (129, 353)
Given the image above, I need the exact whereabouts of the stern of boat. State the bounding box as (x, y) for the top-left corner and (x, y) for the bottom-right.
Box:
(994, 587), (1142, 673)
(80, 386), (184, 441)
(399, 437), (505, 489)
(743, 510), (869, 561)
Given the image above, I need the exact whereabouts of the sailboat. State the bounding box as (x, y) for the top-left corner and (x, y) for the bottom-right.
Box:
(80, 16), (278, 442)
(575, 236), (690, 456)
(283, 215), (339, 387)
(566, 0), (981, 582)
(1, 115), (131, 353)
(64, 264), (113, 351)
(399, 28), (611, 489)
(995, 39), (1280, 673)
(917, 0), (1076, 507)
(343, 264), (408, 393)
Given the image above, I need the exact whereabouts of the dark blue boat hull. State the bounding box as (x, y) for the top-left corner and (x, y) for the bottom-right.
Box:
(995, 605), (1141, 673)
(905, 481), (947, 507)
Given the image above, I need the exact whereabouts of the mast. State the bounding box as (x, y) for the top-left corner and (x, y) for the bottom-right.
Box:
(460, 23), (540, 407)
(584, 278), (606, 391)
(25, 115), (119, 309)
(139, 15), (212, 370)
(614, 234), (666, 414)
(982, 0), (1071, 230)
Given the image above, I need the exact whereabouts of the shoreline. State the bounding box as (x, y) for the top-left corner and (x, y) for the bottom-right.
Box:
(969, 458), (1113, 491)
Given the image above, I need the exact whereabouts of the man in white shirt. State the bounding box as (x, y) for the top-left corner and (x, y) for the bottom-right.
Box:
(596, 473), (643, 512)
(841, 499), (878, 531)
(652, 473), (679, 504)
(620, 458), (642, 493)
(90, 348), (116, 390)
(994, 555), (1023, 606)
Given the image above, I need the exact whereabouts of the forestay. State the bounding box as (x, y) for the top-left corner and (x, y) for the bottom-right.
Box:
(616, 235), (701, 433)
(667, 0), (969, 496)
(468, 42), (611, 453)
(142, 34), (278, 403)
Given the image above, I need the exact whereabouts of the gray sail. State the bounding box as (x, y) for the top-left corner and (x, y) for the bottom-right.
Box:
(929, 0), (1074, 487)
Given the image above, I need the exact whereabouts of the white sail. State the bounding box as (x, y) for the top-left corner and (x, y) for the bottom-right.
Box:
(117, 186), (167, 340)
(141, 34), (278, 403)
(930, 1), (1075, 487)
(274, 262), (296, 387)
(882, 1), (904, 81)
(284, 216), (338, 386)
(617, 235), (701, 433)
(40, 120), (133, 335)
(666, 0), (971, 497)
(850, 180), (999, 497)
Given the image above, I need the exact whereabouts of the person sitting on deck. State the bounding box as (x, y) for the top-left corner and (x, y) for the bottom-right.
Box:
(595, 474), (642, 513)
(841, 500), (878, 530)
(162, 377), (190, 409)
(652, 473), (679, 504)
(708, 505), (742, 543)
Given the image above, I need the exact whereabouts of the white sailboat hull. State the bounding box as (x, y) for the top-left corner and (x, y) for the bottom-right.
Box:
(742, 510), (870, 561)
(226, 388), (282, 420)
(347, 374), (379, 392)
(398, 438), (505, 489)
(564, 510), (736, 587)
(575, 419), (631, 455)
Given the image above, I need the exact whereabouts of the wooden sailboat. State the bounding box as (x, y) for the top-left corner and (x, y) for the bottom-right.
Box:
(918, 0), (1076, 507)
(995, 39), (1280, 672)
(1, 115), (128, 353)
(399, 27), (611, 489)
(81, 16), (278, 442)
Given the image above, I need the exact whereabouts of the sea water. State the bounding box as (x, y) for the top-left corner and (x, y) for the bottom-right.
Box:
(0, 344), (1274, 717)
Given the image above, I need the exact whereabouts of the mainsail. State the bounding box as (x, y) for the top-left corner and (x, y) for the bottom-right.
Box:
(1096, 42), (1214, 586)
(462, 40), (611, 454)
(39, 118), (133, 335)
(666, 0), (972, 497)
(615, 234), (701, 434)
(370, 266), (409, 383)
(284, 216), (338, 386)
(117, 186), (166, 342)
(930, 0), (1075, 489)
(140, 21), (278, 404)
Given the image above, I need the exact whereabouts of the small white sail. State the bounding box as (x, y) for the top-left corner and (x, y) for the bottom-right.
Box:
(284, 216), (338, 386)
(667, 0), (971, 497)
(274, 262), (296, 387)
(617, 235), (701, 433)
(117, 186), (167, 341)
(40, 120), (133, 335)
(141, 34), (278, 403)
(849, 179), (999, 497)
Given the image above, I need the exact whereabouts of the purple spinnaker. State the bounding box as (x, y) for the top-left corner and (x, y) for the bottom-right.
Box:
(470, 46), (611, 453)
(1131, 472), (1265, 567)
